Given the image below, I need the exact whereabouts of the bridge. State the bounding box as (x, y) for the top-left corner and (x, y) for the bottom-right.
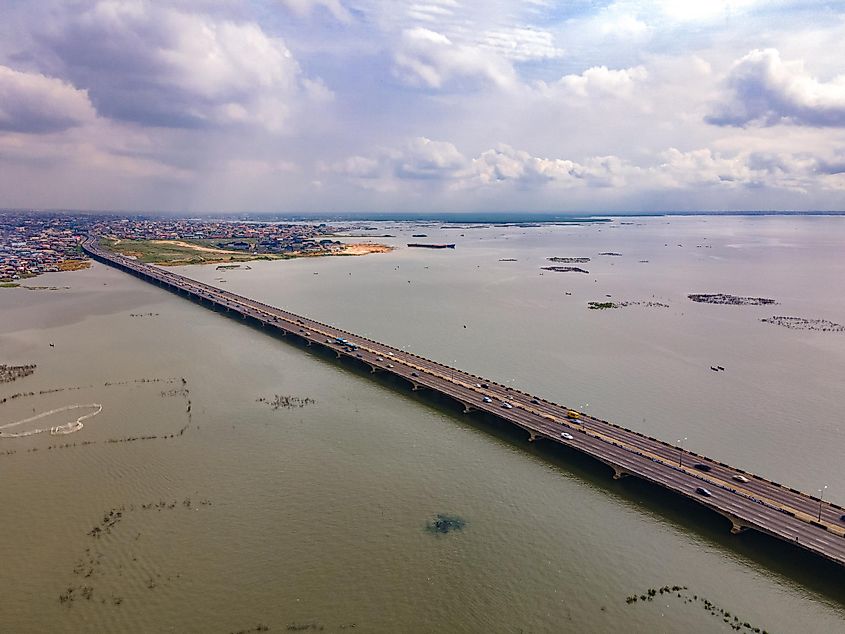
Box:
(82, 237), (845, 568)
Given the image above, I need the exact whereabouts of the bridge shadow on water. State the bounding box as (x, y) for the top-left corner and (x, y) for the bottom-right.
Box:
(165, 286), (845, 605)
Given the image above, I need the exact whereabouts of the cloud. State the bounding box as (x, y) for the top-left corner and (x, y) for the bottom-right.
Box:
(391, 136), (467, 178)
(707, 48), (845, 127)
(551, 65), (648, 99)
(656, 147), (828, 191)
(393, 27), (517, 89)
(36, 2), (328, 131)
(277, 0), (352, 22)
(469, 145), (631, 188)
(332, 138), (634, 190)
(0, 65), (96, 133)
(477, 27), (564, 62)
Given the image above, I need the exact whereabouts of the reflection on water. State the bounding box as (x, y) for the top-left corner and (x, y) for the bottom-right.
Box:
(1, 216), (844, 633)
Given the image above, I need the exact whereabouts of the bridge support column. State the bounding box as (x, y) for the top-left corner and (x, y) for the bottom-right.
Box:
(612, 467), (629, 480)
(528, 432), (537, 442)
(461, 403), (475, 414)
(729, 519), (748, 535)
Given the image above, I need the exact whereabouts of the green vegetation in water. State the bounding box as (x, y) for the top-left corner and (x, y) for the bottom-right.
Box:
(99, 237), (288, 266)
(625, 585), (769, 633)
(588, 302), (618, 310)
(426, 514), (466, 534)
(0, 282), (20, 288)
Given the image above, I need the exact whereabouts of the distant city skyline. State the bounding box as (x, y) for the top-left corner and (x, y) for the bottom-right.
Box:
(1, 1), (844, 213)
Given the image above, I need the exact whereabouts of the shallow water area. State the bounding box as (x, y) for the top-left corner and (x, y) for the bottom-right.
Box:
(1, 215), (844, 632)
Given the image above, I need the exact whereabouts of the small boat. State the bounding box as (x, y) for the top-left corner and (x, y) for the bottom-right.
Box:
(717, 366), (725, 371)
(407, 243), (456, 249)
(710, 366), (719, 371)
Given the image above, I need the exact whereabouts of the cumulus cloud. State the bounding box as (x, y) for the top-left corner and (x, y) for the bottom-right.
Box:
(36, 2), (328, 131)
(393, 27), (517, 89)
(551, 65), (648, 99)
(656, 147), (828, 191)
(707, 48), (845, 127)
(391, 137), (467, 178)
(331, 138), (634, 190)
(469, 145), (631, 188)
(0, 65), (96, 133)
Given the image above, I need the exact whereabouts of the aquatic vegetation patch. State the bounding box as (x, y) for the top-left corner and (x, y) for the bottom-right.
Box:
(688, 293), (777, 306)
(541, 266), (589, 274)
(61, 498), (213, 608)
(589, 300), (669, 310)
(257, 394), (317, 410)
(547, 257), (590, 263)
(0, 363), (36, 383)
(425, 514), (466, 534)
(625, 585), (770, 633)
(761, 316), (844, 332)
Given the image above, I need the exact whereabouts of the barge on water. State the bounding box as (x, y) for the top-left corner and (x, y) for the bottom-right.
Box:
(407, 243), (456, 249)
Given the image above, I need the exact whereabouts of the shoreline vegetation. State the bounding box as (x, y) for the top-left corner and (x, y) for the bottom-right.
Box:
(99, 238), (392, 266)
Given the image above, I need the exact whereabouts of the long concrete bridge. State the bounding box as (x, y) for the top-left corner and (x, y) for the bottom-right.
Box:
(82, 237), (845, 568)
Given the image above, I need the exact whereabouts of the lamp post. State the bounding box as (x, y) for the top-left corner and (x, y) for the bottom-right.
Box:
(818, 484), (828, 522)
(677, 437), (688, 467)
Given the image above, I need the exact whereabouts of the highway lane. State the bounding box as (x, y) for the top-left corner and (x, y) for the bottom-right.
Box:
(82, 239), (845, 566)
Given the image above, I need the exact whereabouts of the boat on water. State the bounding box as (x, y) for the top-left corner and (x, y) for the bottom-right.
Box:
(407, 243), (456, 249)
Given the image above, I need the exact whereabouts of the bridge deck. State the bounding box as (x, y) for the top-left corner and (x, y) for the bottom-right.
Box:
(82, 238), (845, 568)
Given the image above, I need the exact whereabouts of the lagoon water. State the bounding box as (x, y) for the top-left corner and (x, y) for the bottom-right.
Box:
(1, 215), (844, 632)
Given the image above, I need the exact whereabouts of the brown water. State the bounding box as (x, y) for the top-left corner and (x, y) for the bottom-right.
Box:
(1, 215), (844, 633)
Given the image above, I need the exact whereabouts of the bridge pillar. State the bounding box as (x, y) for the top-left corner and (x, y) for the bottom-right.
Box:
(729, 519), (748, 535)
(461, 403), (476, 414)
(528, 432), (537, 442)
(612, 467), (629, 480)
(411, 382), (422, 391)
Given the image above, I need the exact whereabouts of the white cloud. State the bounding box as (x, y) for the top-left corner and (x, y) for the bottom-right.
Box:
(393, 27), (517, 89)
(332, 138), (636, 191)
(37, 2), (329, 132)
(477, 27), (564, 62)
(551, 65), (648, 99)
(707, 48), (845, 127)
(0, 65), (96, 133)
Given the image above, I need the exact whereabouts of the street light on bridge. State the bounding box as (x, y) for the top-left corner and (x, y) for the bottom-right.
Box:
(677, 437), (688, 467)
(818, 484), (828, 522)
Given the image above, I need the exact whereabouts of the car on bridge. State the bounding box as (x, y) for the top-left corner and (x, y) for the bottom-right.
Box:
(693, 463), (712, 472)
(732, 474), (749, 483)
(696, 487), (713, 497)
(560, 432), (574, 440)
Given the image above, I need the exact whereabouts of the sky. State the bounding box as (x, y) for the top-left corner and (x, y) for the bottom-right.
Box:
(1, 0), (844, 214)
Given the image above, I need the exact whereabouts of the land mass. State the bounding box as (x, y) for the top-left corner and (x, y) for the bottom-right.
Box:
(101, 238), (391, 266)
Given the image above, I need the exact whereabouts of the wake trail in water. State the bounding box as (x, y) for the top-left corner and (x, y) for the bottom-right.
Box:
(0, 403), (103, 438)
